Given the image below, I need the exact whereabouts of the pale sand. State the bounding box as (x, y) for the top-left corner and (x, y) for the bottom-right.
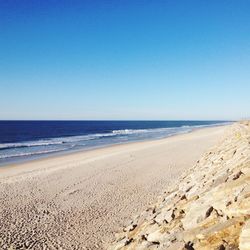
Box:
(0, 126), (227, 249)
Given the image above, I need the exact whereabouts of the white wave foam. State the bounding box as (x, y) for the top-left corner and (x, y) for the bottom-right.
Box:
(0, 148), (67, 159)
(0, 127), (195, 151)
(0, 130), (148, 151)
(0, 140), (64, 150)
(0, 122), (230, 160)
(0, 134), (113, 150)
(112, 129), (148, 135)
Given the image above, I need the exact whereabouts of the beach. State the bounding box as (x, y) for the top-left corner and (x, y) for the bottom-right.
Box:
(109, 121), (250, 250)
(0, 125), (227, 249)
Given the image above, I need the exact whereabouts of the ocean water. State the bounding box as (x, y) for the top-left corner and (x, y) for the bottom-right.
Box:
(0, 120), (229, 166)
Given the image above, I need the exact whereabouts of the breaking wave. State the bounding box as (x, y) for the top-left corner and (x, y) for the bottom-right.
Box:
(0, 122), (230, 162)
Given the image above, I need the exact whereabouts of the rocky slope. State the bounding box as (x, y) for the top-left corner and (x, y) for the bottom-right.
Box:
(109, 121), (250, 250)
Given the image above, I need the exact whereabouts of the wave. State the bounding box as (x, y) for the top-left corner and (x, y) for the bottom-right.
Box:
(0, 122), (230, 158)
(0, 129), (155, 151)
(180, 122), (232, 129)
(112, 129), (149, 134)
(0, 148), (68, 159)
(0, 140), (65, 151)
(0, 133), (116, 151)
(112, 126), (192, 135)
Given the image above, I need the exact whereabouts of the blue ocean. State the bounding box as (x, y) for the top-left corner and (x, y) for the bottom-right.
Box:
(0, 120), (229, 166)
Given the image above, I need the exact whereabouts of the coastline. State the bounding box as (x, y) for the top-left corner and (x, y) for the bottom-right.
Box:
(0, 122), (230, 168)
(0, 123), (229, 170)
(0, 125), (228, 249)
(109, 121), (250, 250)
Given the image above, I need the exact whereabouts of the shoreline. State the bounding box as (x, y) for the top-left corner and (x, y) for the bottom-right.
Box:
(0, 125), (228, 249)
(109, 121), (250, 250)
(0, 124), (228, 170)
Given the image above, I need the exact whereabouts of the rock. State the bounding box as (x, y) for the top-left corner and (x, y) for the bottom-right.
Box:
(155, 208), (174, 224)
(239, 219), (250, 250)
(154, 213), (167, 225)
(124, 223), (137, 232)
(205, 206), (214, 218)
(232, 171), (243, 180)
(147, 230), (164, 244)
(167, 241), (185, 250)
(108, 121), (250, 250)
(217, 245), (226, 250)
(184, 241), (194, 250)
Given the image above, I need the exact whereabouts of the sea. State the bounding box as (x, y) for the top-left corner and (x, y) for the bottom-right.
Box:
(0, 120), (230, 166)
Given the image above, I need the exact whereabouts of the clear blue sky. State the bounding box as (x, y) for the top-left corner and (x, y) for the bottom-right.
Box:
(0, 1), (249, 120)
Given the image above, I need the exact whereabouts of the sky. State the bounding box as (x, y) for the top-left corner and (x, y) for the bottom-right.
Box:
(0, 0), (249, 120)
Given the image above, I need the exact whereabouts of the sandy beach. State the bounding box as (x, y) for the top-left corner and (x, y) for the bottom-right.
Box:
(0, 126), (227, 249)
(109, 121), (250, 250)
